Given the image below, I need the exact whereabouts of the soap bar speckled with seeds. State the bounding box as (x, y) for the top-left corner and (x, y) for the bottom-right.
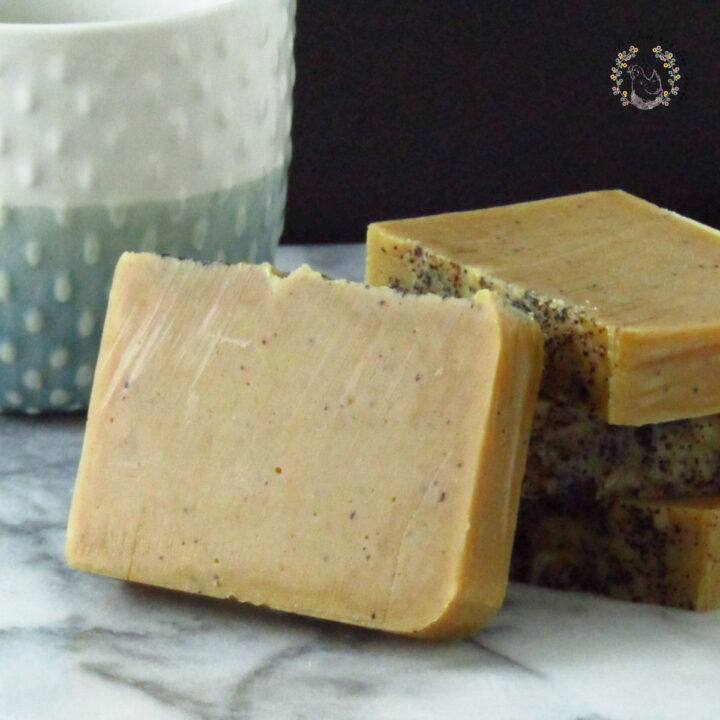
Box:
(366, 190), (720, 426)
(512, 495), (720, 611)
(65, 252), (543, 638)
(525, 399), (720, 500)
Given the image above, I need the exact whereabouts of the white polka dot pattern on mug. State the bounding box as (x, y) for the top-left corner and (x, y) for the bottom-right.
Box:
(0, 0), (294, 414)
(0, 167), (287, 414)
(0, 342), (16, 364)
(0, 0), (295, 207)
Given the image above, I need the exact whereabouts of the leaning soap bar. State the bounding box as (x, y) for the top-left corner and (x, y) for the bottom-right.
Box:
(66, 252), (543, 638)
(366, 190), (720, 426)
(512, 495), (720, 611)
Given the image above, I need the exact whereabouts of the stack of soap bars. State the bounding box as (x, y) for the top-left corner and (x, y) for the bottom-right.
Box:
(67, 189), (720, 641)
(366, 190), (720, 611)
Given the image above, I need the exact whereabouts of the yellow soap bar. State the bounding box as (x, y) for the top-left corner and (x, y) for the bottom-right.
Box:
(66, 252), (543, 638)
(512, 495), (720, 610)
(366, 190), (720, 426)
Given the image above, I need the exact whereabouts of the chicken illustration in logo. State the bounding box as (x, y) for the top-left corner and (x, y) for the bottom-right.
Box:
(611, 44), (681, 109)
(627, 65), (664, 109)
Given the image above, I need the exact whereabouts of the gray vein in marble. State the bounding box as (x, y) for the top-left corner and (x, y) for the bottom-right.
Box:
(83, 660), (222, 719)
(464, 636), (544, 678)
(228, 645), (325, 719)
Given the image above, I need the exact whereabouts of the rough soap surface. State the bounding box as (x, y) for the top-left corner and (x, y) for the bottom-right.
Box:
(525, 400), (720, 500)
(511, 495), (720, 610)
(66, 253), (543, 638)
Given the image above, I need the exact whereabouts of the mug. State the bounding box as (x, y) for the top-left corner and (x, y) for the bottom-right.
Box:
(0, 0), (295, 413)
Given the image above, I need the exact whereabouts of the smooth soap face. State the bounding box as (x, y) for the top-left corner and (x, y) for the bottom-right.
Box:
(366, 190), (720, 425)
(66, 253), (543, 638)
(512, 495), (720, 611)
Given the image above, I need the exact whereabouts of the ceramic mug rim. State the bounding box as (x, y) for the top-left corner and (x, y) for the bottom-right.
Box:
(0, 0), (245, 33)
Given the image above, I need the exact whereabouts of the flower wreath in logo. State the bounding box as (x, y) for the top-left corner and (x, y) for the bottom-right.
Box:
(610, 45), (681, 107)
(652, 46), (681, 105)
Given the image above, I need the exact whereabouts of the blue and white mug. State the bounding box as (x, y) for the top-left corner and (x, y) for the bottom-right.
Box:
(0, 0), (295, 413)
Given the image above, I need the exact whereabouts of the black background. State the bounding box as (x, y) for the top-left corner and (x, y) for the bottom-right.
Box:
(282, 1), (720, 245)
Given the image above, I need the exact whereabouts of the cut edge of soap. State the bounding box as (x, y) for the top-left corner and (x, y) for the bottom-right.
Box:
(367, 189), (632, 228)
(609, 324), (720, 425)
(402, 294), (544, 639)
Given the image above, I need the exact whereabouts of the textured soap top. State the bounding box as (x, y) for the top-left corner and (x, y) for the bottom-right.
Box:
(370, 190), (720, 328)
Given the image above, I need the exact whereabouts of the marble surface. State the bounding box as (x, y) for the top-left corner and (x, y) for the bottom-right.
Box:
(2, 244), (720, 720)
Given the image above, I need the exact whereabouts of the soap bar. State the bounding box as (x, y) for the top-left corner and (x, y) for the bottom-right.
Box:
(511, 495), (720, 611)
(525, 399), (720, 500)
(366, 190), (720, 426)
(65, 252), (543, 638)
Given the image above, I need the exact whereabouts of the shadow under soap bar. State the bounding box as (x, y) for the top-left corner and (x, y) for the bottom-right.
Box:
(66, 253), (543, 638)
